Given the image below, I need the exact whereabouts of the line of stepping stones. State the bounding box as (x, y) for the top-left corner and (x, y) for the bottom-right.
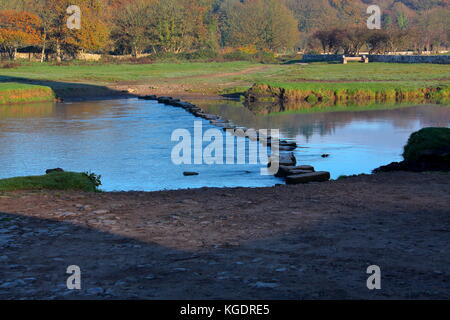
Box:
(138, 95), (331, 184)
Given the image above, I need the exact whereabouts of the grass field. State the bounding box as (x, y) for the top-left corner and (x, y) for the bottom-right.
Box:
(0, 61), (258, 84)
(0, 60), (449, 101)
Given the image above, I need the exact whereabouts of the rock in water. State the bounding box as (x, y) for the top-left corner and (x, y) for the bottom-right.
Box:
(270, 152), (297, 167)
(183, 172), (199, 176)
(276, 165), (315, 177)
(296, 165), (315, 171)
(286, 171), (331, 184)
(46, 168), (64, 174)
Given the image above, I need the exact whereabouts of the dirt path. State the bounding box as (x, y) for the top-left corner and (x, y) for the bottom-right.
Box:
(109, 65), (269, 98)
(1, 171), (449, 299)
(167, 65), (269, 81)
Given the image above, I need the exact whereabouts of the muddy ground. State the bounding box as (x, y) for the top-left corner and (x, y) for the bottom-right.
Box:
(0, 171), (449, 300)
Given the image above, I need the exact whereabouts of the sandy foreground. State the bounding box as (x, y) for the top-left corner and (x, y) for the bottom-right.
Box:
(0, 171), (449, 299)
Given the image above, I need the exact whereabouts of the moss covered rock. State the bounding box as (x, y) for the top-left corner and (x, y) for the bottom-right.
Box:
(403, 127), (450, 164)
(374, 127), (450, 173)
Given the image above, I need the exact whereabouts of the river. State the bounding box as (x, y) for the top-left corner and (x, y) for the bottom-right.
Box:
(0, 98), (448, 191)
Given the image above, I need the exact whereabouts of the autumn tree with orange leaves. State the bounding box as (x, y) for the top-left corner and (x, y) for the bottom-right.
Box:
(32, 0), (109, 61)
(0, 10), (41, 60)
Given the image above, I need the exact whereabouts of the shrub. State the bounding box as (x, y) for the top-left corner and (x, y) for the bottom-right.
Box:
(223, 50), (253, 61)
(403, 127), (450, 163)
(180, 49), (219, 61)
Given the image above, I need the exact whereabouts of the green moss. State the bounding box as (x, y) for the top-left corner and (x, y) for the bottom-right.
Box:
(0, 172), (101, 192)
(403, 128), (450, 163)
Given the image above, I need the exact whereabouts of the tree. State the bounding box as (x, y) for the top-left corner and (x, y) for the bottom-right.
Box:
(220, 0), (299, 52)
(0, 10), (41, 60)
(150, 0), (213, 53)
(366, 30), (390, 54)
(112, 0), (154, 56)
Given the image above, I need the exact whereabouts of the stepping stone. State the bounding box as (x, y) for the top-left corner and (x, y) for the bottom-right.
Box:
(297, 165), (315, 171)
(279, 140), (297, 148)
(279, 145), (297, 151)
(280, 152), (297, 166)
(203, 114), (221, 121)
(285, 171), (330, 184)
(270, 152), (297, 167)
(275, 165), (315, 177)
(138, 95), (157, 100)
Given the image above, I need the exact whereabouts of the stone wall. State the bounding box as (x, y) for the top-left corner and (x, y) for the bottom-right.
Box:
(302, 54), (450, 64)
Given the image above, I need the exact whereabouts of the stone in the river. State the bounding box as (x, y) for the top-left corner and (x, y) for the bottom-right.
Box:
(138, 95), (157, 100)
(285, 171), (331, 184)
(183, 172), (199, 176)
(276, 165), (315, 177)
(297, 165), (315, 171)
(279, 145), (297, 151)
(270, 152), (297, 167)
(203, 114), (220, 121)
(157, 96), (173, 104)
(46, 168), (64, 174)
(279, 140), (297, 148)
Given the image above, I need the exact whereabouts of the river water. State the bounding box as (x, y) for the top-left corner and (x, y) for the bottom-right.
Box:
(0, 98), (448, 191)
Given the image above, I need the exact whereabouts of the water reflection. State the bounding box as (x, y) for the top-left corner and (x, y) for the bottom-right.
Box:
(196, 99), (450, 179)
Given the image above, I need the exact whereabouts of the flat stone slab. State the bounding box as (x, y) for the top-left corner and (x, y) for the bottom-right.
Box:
(275, 165), (315, 177)
(271, 152), (297, 167)
(296, 165), (315, 171)
(138, 95), (157, 100)
(286, 171), (330, 184)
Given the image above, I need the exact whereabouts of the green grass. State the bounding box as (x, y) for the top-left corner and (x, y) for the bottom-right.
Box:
(0, 172), (100, 192)
(1, 60), (448, 84)
(271, 62), (450, 81)
(0, 60), (448, 100)
(0, 61), (257, 84)
(247, 81), (450, 105)
(0, 82), (55, 104)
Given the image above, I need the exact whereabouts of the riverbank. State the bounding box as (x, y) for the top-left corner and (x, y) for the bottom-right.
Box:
(245, 82), (450, 107)
(0, 83), (55, 105)
(1, 171), (449, 299)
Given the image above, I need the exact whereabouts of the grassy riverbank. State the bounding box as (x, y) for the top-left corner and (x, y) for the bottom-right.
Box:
(0, 172), (100, 192)
(0, 83), (55, 105)
(246, 82), (450, 106)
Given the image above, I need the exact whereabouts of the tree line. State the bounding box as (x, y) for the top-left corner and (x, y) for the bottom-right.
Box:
(0, 0), (448, 61)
